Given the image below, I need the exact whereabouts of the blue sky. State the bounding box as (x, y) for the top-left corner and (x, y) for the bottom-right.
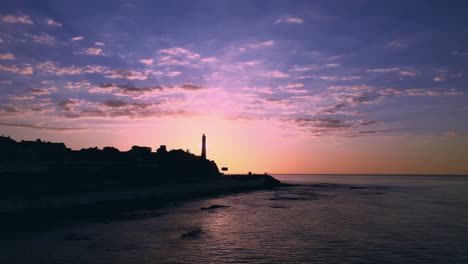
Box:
(1, 0), (467, 173)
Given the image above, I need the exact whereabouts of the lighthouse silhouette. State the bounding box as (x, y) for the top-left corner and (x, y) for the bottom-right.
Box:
(201, 134), (206, 159)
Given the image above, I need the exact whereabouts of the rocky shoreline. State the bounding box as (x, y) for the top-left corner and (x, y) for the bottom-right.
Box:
(0, 136), (287, 233)
(0, 175), (285, 233)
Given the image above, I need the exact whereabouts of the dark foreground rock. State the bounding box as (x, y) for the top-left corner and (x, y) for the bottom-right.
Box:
(200, 204), (229, 210)
(181, 227), (204, 238)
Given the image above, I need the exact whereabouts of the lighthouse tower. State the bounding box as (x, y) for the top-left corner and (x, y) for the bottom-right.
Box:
(201, 134), (206, 159)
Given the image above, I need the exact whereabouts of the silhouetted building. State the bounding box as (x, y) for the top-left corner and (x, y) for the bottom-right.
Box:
(103, 146), (120, 153)
(201, 134), (206, 159)
(157, 145), (167, 154)
(0, 135), (15, 145)
(19, 139), (69, 154)
(130, 146), (152, 154)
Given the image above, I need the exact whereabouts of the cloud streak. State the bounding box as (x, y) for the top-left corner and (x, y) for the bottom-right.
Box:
(366, 67), (416, 76)
(1, 14), (33, 24)
(46, 18), (62, 27)
(71, 36), (84, 41)
(275, 16), (304, 24)
(0, 122), (84, 131)
(0, 53), (15, 60)
(30, 33), (55, 45)
(81, 47), (104, 56)
(0, 63), (33, 75)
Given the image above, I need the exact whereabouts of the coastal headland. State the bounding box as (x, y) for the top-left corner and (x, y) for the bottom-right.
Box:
(0, 135), (282, 229)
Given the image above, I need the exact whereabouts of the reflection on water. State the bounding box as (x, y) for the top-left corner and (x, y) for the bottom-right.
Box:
(1, 175), (468, 264)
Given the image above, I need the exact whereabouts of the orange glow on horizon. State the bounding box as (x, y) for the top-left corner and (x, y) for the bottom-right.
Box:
(1, 115), (467, 175)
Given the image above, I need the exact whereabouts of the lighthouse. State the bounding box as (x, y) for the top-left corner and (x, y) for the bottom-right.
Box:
(201, 134), (206, 159)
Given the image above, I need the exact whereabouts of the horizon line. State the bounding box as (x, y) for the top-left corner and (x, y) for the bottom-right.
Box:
(263, 173), (468, 176)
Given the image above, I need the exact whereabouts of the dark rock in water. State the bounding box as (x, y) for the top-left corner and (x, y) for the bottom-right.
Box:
(269, 190), (318, 201)
(181, 227), (203, 238)
(200, 204), (229, 210)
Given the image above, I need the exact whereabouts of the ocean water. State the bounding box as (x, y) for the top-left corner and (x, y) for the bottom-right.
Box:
(2, 174), (468, 264)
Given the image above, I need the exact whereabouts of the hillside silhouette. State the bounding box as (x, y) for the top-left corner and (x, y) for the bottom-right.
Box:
(0, 135), (220, 197)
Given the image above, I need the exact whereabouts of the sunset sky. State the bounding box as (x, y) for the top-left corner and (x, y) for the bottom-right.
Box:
(1, 0), (467, 174)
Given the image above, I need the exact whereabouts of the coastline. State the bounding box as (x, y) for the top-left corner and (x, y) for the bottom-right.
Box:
(0, 136), (288, 233)
(0, 174), (284, 232)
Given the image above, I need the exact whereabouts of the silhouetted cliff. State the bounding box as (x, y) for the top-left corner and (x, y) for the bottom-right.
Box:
(0, 136), (220, 197)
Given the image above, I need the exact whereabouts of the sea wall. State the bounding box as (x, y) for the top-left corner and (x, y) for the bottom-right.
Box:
(0, 176), (274, 213)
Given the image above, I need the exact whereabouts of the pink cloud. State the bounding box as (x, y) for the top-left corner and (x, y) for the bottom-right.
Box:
(0, 63), (33, 75)
(36, 61), (107, 76)
(166, 71), (182, 77)
(46, 18), (62, 27)
(36, 61), (81, 75)
(432, 69), (463, 82)
(366, 67), (401, 73)
(246, 40), (274, 49)
(157, 58), (190, 66)
(105, 69), (148, 80)
(201, 57), (219, 63)
(240, 60), (260, 66)
(159, 47), (200, 59)
(71, 36), (84, 41)
(10, 95), (35, 100)
(81, 47), (104, 56)
(367, 67), (416, 76)
(443, 131), (458, 137)
(314, 75), (361, 81)
(1, 14), (33, 24)
(65, 81), (91, 89)
(290, 65), (320, 72)
(241, 86), (274, 95)
(263, 70), (288, 78)
(139, 58), (154, 65)
(285, 83), (304, 89)
(0, 53), (14, 60)
(31, 33), (55, 45)
(399, 70), (417, 76)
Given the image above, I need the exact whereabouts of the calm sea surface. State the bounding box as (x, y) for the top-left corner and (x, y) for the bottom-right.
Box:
(2, 174), (468, 264)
